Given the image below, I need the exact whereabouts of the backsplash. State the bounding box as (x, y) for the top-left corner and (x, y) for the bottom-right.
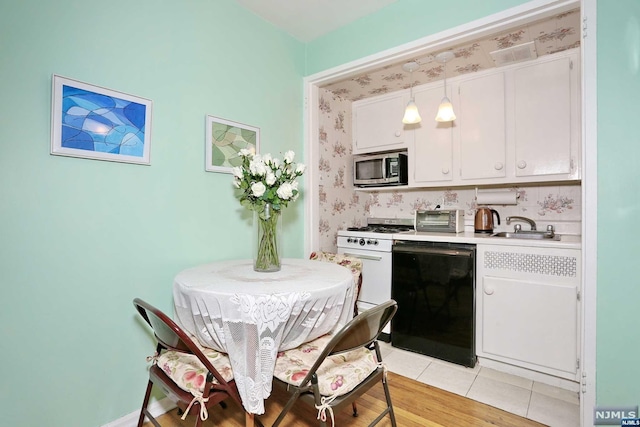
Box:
(316, 88), (581, 252)
(368, 185), (581, 234)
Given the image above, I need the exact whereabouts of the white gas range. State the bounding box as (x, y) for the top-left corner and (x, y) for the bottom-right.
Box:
(337, 218), (414, 335)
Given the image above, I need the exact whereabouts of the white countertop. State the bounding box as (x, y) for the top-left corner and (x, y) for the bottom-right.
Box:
(391, 231), (582, 249)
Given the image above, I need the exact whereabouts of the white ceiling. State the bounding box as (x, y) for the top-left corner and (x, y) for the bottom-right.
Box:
(234, 0), (398, 42)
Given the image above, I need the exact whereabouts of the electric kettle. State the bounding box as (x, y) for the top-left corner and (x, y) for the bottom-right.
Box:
(474, 207), (500, 233)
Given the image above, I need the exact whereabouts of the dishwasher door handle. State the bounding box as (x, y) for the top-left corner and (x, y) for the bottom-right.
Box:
(342, 252), (383, 261)
(393, 246), (474, 257)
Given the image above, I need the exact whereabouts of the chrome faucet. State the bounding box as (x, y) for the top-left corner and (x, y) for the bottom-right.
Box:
(506, 216), (537, 231)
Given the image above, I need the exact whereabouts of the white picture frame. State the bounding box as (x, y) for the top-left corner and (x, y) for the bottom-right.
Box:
(51, 74), (152, 165)
(205, 115), (259, 173)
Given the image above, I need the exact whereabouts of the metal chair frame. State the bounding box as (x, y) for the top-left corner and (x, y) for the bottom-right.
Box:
(133, 298), (251, 427)
(272, 300), (398, 427)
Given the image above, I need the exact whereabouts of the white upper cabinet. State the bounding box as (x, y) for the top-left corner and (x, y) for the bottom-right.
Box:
(352, 92), (412, 154)
(410, 85), (454, 184)
(513, 54), (580, 179)
(350, 49), (580, 189)
(458, 72), (507, 181)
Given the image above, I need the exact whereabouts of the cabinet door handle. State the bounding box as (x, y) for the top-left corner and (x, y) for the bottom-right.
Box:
(517, 160), (527, 169)
(494, 162), (503, 170)
(442, 167), (450, 174)
(394, 131), (402, 137)
(484, 285), (494, 295)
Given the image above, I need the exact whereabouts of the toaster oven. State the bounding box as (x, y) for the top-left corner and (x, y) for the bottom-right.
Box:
(415, 209), (465, 233)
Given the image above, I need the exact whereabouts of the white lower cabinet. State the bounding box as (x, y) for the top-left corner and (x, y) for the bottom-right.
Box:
(476, 244), (581, 381)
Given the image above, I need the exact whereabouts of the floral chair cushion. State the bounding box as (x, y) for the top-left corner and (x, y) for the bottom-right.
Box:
(309, 251), (363, 279)
(156, 341), (233, 395)
(309, 251), (363, 316)
(273, 334), (378, 397)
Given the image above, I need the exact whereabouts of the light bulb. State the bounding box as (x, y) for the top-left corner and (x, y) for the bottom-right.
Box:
(435, 97), (456, 122)
(403, 100), (422, 124)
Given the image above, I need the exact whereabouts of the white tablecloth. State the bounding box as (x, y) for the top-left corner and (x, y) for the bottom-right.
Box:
(173, 258), (355, 415)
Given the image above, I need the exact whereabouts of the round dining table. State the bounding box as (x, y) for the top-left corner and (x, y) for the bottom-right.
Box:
(172, 258), (355, 416)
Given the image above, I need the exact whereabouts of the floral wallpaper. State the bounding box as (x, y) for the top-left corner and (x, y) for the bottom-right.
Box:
(322, 9), (580, 102)
(317, 88), (368, 248)
(316, 88), (581, 253)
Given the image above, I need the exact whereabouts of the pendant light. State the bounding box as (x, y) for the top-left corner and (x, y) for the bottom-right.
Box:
(402, 61), (422, 124)
(435, 51), (456, 122)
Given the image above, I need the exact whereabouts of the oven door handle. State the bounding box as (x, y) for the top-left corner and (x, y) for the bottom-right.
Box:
(393, 246), (474, 257)
(342, 252), (383, 261)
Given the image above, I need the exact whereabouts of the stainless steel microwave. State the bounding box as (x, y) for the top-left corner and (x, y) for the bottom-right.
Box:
(353, 151), (408, 187)
(415, 209), (465, 233)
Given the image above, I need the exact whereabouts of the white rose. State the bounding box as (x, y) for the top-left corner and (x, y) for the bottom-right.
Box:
(291, 180), (299, 190)
(262, 153), (272, 165)
(295, 163), (306, 174)
(232, 166), (243, 179)
(266, 171), (276, 186)
(284, 150), (295, 164)
(276, 182), (293, 200)
(232, 179), (240, 188)
(251, 182), (266, 197)
(249, 158), (266, 176)
(273, 158), (281, 168)
(239, 148), (252, 157)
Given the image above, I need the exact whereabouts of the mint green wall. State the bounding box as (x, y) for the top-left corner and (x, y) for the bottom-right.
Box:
(596, 0), (640, 406)
(4, 0), (636, 424)
(0, 0), (304, 425)
(305, 0), (531, 74)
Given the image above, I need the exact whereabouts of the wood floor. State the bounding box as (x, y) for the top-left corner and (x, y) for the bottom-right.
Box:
(144, 372), (546, 427)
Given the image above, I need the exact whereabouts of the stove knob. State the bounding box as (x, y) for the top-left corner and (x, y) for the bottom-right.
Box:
(359, 238), (365, 246)
(373, 240), (379, 245)
(346, 237), (353, 243)
(367, 239), (375, 245)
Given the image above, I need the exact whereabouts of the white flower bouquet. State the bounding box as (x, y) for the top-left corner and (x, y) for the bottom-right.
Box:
(233, 149), (305, 271)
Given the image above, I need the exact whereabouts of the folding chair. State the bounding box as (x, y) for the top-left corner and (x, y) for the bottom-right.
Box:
(271, 300), (398, 427)
(133, 298), (250, 427)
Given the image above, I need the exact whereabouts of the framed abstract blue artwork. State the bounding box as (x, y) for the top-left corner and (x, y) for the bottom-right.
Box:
(51, 75), (152, 165)
(205, 115), (259, 173)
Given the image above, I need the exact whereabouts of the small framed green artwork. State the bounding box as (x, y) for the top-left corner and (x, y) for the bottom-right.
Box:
(205, 115), (259, 173)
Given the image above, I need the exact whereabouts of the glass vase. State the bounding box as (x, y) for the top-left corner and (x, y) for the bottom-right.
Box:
(253, 203), (282, 272)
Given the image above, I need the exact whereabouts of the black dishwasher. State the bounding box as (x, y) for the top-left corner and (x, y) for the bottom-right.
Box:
(391, 240), (476, 367)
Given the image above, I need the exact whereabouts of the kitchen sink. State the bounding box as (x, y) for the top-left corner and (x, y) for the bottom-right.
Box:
(491, 231), (560, 241)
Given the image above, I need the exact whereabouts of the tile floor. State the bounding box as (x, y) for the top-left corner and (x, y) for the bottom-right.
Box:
(379, 342), (580, 426)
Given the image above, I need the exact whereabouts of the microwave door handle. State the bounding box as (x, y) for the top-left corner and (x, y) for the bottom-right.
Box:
(382, 157), (388, 179)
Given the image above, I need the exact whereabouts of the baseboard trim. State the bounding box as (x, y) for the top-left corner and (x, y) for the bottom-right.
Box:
(477, 357), (580, 392)
(101, 398), (177, 427)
